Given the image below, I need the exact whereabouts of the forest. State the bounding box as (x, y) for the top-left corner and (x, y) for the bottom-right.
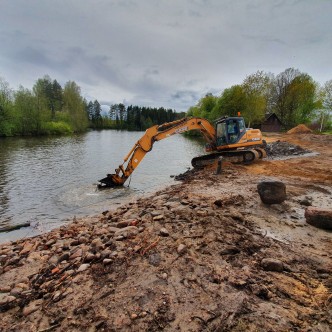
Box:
(187, 68), (332, 131)
(1, 68), (331, 137)
(0, 75), (183, 136)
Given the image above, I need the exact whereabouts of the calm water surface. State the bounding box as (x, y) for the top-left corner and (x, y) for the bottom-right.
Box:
(0, 130), (203, 243)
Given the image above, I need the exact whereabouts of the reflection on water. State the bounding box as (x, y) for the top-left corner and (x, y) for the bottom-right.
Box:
(0, 131), (204, 243)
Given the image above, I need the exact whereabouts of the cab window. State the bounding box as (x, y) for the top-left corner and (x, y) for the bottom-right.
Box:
(216, 122), (227, 145)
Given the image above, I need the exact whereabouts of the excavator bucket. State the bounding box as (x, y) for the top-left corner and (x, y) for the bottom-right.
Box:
(98, 174), (125, 188)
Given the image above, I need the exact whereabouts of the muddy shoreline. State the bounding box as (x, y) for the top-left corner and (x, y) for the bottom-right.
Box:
(0, 133), (331, 331)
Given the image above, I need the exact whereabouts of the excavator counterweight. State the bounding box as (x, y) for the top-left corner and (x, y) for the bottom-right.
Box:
(98, 116), (266, 188)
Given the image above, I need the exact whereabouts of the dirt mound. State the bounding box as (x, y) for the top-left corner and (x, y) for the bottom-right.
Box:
(287, 124), (313, 134)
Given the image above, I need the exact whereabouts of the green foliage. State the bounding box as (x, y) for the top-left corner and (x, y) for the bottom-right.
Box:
(187, 68), (324, 130)
(63, 81), (89, 133)
(41, 121), (73, 135)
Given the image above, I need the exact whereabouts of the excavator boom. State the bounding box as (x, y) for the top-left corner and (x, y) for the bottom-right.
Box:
(99, 117), (216, 187)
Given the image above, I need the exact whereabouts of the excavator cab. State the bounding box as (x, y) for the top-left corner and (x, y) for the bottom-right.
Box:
(215, 117), (246, 147)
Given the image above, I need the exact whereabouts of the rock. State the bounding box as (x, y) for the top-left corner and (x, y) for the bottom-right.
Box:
(69, 248), (83, 260)
(103, 258), (112, 265)
(299, 198), (312, 206)
(100, 249), (112, 259)
(159, 228), (169, 237)
(177, 244), (187, 255)
(114, 226), (139, 239)
(161, 273), (168, 280)
(84, 252), (96, 262)
(10, 287), (23, 296)
(148, 253), (161, 266)
(0, 286), (11, 293)
(257, 181), (286, 204)
(261, 258), (284, 272)
(77, 263), (90, 272)
(22, 299), (43, 316)
(108, 226), (121, 233)
(116, 220), (130, 228)
(305, 207), (332, 230)
(131, 313), (138, 320)
(45, 239), (56, 247)
(91, 238), (104, 249)
(19, 241), (35, 255)
(27, 251), (42, 262)
(220, 246), (240, 255)
(58, 253), (70, 263)
(0, 294), (16, 305)
(153, 215), (164, 221)
(16, 283), (29, 290)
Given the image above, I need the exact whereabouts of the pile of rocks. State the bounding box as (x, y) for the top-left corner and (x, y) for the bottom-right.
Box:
(265, 140), (311, 158)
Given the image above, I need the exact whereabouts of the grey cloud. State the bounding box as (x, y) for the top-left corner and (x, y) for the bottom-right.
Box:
(0, 0), (331, 112)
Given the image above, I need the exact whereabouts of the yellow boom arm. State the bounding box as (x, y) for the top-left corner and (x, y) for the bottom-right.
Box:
(100, 117), (216, 187)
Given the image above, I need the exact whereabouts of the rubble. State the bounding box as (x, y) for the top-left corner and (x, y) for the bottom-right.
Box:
(0, 133), (331, 331)
(265, 140), (311, 158)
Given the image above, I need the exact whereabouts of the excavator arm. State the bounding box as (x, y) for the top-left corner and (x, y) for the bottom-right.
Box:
(99, 117), (216, 187)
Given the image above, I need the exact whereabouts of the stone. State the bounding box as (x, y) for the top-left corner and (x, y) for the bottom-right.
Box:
(0, 286), (11, 293)
(305, 207), (332, 230)
(91, 238), (104, 249)
(69, 248), (83, 260)
(0, 294), (16, 305)
(58, 253), (70, 263)
(84, 252), (96, 262)
(161, 273), (168, 280)
(116, 220), (130, 228)
(10, 287), (23, 296)
(77, 263), (90, 272)
(177, 244), (187, 255)
(103, 258), (112, 265)
(261, 258), (284, 272)
(153, 215), (164, 221)
(22, 299), (43, 316)
(159, 228), (169, 237)
(257, 181), (286, 204)
(114, 226), (139, 239)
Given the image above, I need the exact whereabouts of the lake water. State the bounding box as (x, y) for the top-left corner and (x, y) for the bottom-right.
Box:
(0, 130), (204, 243)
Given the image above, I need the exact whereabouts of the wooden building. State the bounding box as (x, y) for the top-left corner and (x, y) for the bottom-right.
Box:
(261, 113), (283, 132)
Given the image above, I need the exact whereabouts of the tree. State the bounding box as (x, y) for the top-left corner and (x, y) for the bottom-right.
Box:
(14, 86), (40, 135)
(210, 85), (247, 121)
(241, 71), (273, 127)
(318, 80), (332, 131)
(0, 77), (15, 136)
(63, 81), (88, 132)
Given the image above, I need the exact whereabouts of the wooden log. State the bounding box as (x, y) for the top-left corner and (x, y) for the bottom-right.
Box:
(0, 222), (30, 233)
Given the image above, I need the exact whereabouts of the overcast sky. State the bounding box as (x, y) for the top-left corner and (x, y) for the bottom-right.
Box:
(0, 0), (331, 112)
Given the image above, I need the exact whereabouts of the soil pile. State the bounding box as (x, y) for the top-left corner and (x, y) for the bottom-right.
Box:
(287, 124), (313, 134)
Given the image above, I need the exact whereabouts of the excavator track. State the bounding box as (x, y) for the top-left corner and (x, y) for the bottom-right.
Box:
(191, 148), (263, 168)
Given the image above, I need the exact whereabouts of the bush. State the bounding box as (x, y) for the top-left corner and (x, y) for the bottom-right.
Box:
(41, 121), (73, 135)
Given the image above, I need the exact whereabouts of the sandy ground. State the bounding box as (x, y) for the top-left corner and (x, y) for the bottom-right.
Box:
(0, 132), (331, 332)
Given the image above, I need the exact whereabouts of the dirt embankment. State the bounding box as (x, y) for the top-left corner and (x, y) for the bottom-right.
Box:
(0, 133), (331, 332)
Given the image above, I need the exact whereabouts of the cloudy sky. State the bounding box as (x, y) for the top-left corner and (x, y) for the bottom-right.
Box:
(0, 0), (331, 112)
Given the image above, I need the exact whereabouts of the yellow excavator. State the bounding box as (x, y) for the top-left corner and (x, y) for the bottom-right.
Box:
(98, 115), (266, 187)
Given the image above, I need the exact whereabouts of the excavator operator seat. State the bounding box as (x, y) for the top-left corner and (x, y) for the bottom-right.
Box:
(215, 117), (246, 147)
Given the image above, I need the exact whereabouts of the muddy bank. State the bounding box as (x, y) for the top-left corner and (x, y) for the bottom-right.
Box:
(0, 133), (331, 331)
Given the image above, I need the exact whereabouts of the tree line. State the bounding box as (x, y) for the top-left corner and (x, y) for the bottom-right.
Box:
(0, 75), (185, 136)
(86, 101), (185, 131)
(1, 68), (331, 137)
(0, 75), (89, 136)
(187, 68), (332, 131)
